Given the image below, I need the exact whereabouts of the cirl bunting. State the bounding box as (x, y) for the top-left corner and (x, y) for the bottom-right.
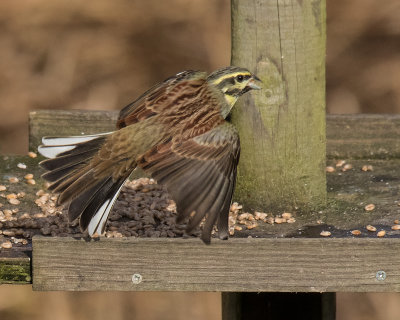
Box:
(38, 66), (262, 244)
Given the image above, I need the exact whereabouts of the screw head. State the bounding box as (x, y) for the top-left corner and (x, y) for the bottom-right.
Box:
(376, 270), (386, 281)
(132, 273), (143, 284)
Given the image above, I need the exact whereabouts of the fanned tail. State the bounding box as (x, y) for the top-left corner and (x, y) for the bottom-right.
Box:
(38, 132), (130, 236)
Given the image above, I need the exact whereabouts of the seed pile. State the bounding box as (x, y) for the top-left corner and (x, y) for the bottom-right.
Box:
(0, 173), (301, 249)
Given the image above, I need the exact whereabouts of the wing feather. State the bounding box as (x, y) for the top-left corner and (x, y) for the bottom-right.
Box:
(138, 122), (240, 243)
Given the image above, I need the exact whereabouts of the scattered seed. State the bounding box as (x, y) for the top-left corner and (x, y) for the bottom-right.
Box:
(274, 217), (285, 224)
(246, 223), (258, 230)
(36, 190), (45, 196)
(24, 174), (34, 180)
(366, 225), (377, 232)
(230, 202), (242, 211)
(391, 225), (400, 231)
(282, 212), (292, 219)
(3, 230), (15, 237)
(17, 163), (27, 169)
(9, 177), (19, 183)
(8, 198), (20, 205)
(377, 230), (386, 238)
(1, 241), (12, 249)
(351, 230), (361, 236)
(28, 152), (37, 158)
(365, 204), (375, 211)
(265, 217), (274, 224)
(287, 218), (296, 223)
(6, 193), (17, 199)
(342, 164), (353, 172)
(238, 213), (254, 221)
(394, 219), (399, 224)
(27, 179), (36, 185)
(254, 211), (268, 220)
(362, 165), (373, 172)
(320, 231), (331, 237)
(336, 160), (346, 167)
(326, 166), (335, 173)
(17, 192), (26, 198)
(0, 185), (6, 191)
(234, 226), (242, 231)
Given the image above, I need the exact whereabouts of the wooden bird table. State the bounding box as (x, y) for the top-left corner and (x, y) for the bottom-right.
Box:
(1, 1), (399, 320)
(1, 111), (400, 320)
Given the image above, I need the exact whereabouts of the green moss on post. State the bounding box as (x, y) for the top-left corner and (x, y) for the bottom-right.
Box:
(231, 0), (326, 211)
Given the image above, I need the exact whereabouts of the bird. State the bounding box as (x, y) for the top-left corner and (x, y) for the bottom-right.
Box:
(38, 66), (261, 244)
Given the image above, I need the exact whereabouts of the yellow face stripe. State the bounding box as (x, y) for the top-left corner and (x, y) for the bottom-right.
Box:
(211, 72), (252, 85)
(223, 93), (239, 107)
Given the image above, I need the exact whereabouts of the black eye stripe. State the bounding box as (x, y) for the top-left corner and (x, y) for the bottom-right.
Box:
(236, 74), (251, 82)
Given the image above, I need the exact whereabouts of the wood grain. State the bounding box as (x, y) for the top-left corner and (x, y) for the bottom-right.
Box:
(327, 114), (400, 159)
(231, 0), (327, 212)
(29, 110), (400, 160)
(29, 109), (118, 151)
(33, 237), (400, 292)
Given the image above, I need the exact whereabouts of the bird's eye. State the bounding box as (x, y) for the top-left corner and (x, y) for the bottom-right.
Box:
(236, 75), (244, 82)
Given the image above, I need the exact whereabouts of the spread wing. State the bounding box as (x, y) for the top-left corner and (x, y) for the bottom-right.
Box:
(137, 122), (240, 244)
(117, 70), (207, 129)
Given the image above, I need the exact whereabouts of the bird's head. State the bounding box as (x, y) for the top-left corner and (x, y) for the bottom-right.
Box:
(207, 66), (262, 111)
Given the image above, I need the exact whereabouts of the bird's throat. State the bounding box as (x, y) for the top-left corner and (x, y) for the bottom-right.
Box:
(221, 94), (238, 118)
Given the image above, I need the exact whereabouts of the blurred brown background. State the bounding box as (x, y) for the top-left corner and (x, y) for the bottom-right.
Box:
(1, 0), (400, 319)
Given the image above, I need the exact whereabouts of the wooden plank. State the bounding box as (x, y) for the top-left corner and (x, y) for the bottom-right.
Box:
(29, 109), (118, 151)
(33, 237), (400, 292)
(327, 114), (400, 159)
(29, 110), (400, 159)
(0, 251), (31, 284)
(2, 156), (400, 286)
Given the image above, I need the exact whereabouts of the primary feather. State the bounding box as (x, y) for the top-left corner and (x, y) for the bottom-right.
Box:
(38, 66), (261, 243)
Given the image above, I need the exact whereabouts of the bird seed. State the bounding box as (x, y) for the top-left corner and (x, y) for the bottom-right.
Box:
(364, 204), (375, 211)
(1, 241), (12, 249)
(8, 177), (19, 183)
(351, 230), (361, 236)
(366, 225), (377, 232)
(17, 163), (27, 169)
(335, 160), (346, 167)
(320, 231), (331, 237)
(27, 179), (36, 185)
(377, 230), (386, 237)
(361, 165), (373, 172)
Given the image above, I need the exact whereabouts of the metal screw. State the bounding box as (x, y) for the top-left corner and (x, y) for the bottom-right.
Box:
(132, 273), (143, 284)
(376, 270), (386, 281)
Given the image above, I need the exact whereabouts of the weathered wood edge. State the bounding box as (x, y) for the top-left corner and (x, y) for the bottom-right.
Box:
(33, 236), (400, 292)
(29, 110), (400, 159)
(0, 251), (31, 284)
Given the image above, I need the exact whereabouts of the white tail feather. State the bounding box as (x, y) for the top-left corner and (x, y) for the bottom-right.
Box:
(38, 145), (76, 159)
(88, 183), (125, 236)
(42, 132), (112, 146)
(38, 132), (112, 159)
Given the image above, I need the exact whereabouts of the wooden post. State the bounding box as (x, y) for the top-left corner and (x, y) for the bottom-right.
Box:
(231, 0), (327, 212)
(229, 0), (328, 318)
(222, 293), (335, 320)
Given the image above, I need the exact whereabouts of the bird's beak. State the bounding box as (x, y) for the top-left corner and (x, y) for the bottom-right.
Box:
(247, 75), (262, 90)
